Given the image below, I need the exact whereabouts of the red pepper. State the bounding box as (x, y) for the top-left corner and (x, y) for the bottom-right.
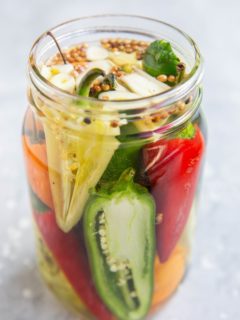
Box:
(34, 210), (114, 320)
(143, 125), (205, 262)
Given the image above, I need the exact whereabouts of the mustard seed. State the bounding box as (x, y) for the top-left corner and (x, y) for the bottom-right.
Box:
(168, 75), (176, 83)
(94, 85), (102, 93)
(157, 74), (168, 82)
(102, 84), (110, 91)
(176, 101), (186, 110)
(125, 48), (133, 53)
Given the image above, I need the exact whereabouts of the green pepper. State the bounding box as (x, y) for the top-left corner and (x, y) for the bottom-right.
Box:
(84, 168), (156, 320)
(77, 68), (117, 98)
(77, 68), (105, 96)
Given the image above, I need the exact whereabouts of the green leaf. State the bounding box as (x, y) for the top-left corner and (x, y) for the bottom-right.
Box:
(143, 40), (180, 77)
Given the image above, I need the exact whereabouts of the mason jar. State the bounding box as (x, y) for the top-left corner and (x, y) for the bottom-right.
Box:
(22, 15), (206, 320)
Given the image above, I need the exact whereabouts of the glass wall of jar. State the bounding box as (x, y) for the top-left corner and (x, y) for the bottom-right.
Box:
(23, 15), (206, 320)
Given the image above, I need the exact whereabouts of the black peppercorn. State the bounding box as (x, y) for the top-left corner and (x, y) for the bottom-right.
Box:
(83, 117), (91, 124)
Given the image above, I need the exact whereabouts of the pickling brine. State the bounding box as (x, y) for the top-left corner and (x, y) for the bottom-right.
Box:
(23, 15), (206, 320)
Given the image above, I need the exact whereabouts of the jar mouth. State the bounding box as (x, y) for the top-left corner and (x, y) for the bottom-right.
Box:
(29, 14), (203, 111)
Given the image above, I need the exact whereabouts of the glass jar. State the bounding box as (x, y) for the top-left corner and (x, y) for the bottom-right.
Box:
(23, 15), (206, 320)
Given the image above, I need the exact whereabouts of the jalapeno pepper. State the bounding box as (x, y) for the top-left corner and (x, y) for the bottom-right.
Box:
(143, 123), (205, 262)
(84, 168), (156, 320)
(77, 68), (105, 96)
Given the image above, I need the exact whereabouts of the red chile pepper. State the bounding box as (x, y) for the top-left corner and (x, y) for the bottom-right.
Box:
(34, 209), (114, 320)
(143, 124), (205, 262)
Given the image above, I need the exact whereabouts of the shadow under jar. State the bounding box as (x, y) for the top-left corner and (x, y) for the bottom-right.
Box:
(22, 15), (206, 320)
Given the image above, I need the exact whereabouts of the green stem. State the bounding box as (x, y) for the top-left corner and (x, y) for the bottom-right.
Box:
(176, 63), (186, 83)
(118, 168), (135, 184)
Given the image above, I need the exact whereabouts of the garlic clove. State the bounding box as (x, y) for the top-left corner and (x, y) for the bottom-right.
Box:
(86, 46), (109, 61)
(98, 90), (141, 101)
(120, 72), (169, 97)
(50, 73), (76, 93)
(109, 52), (137, 67)
(40, 65), (52, 80)
(135, 68), (170, 91)
(88, 60), (113, 73)
(40, 64), (74, 81)
(50, 64), (74, 75)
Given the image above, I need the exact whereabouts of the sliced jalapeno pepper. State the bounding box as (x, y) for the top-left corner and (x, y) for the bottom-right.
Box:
(84, 168), (156, 320)
(77, 68), (105, 96)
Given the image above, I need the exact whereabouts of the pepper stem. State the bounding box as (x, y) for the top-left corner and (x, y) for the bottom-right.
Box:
(176, 62), (186, 83)
(46, 31), (67, 65)
(118, 168), (135, 184)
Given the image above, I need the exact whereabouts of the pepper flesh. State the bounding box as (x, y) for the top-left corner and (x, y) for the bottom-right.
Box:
(143, 124), (205, 262)
(32, 202), (114, 320)
(77, 68), (105, 96)
(22, 109), (54, 209)
(43, 122), (119, 232)
(41, 66), (120, 232)
(84, 169), (156, 320)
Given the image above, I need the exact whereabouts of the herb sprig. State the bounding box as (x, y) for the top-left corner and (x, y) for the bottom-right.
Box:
(143, 40), (185, 85)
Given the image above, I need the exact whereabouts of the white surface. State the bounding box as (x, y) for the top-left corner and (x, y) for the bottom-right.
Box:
(0, 1), (240, 319)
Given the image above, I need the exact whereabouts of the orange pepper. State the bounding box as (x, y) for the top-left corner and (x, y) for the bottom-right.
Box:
(151, 245), (187, 310)
(22, 110), (53, 209)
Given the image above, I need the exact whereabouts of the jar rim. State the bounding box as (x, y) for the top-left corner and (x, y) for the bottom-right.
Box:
(28, 14), (203, 110)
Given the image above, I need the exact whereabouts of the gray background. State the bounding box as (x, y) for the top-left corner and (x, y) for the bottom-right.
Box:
(0, 0), (239, 319)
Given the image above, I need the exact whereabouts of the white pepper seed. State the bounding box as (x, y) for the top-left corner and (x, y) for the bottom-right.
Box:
(99, 229), (106, 236)
(130, 291), (137, 298)
(110, 264), (118, 272)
